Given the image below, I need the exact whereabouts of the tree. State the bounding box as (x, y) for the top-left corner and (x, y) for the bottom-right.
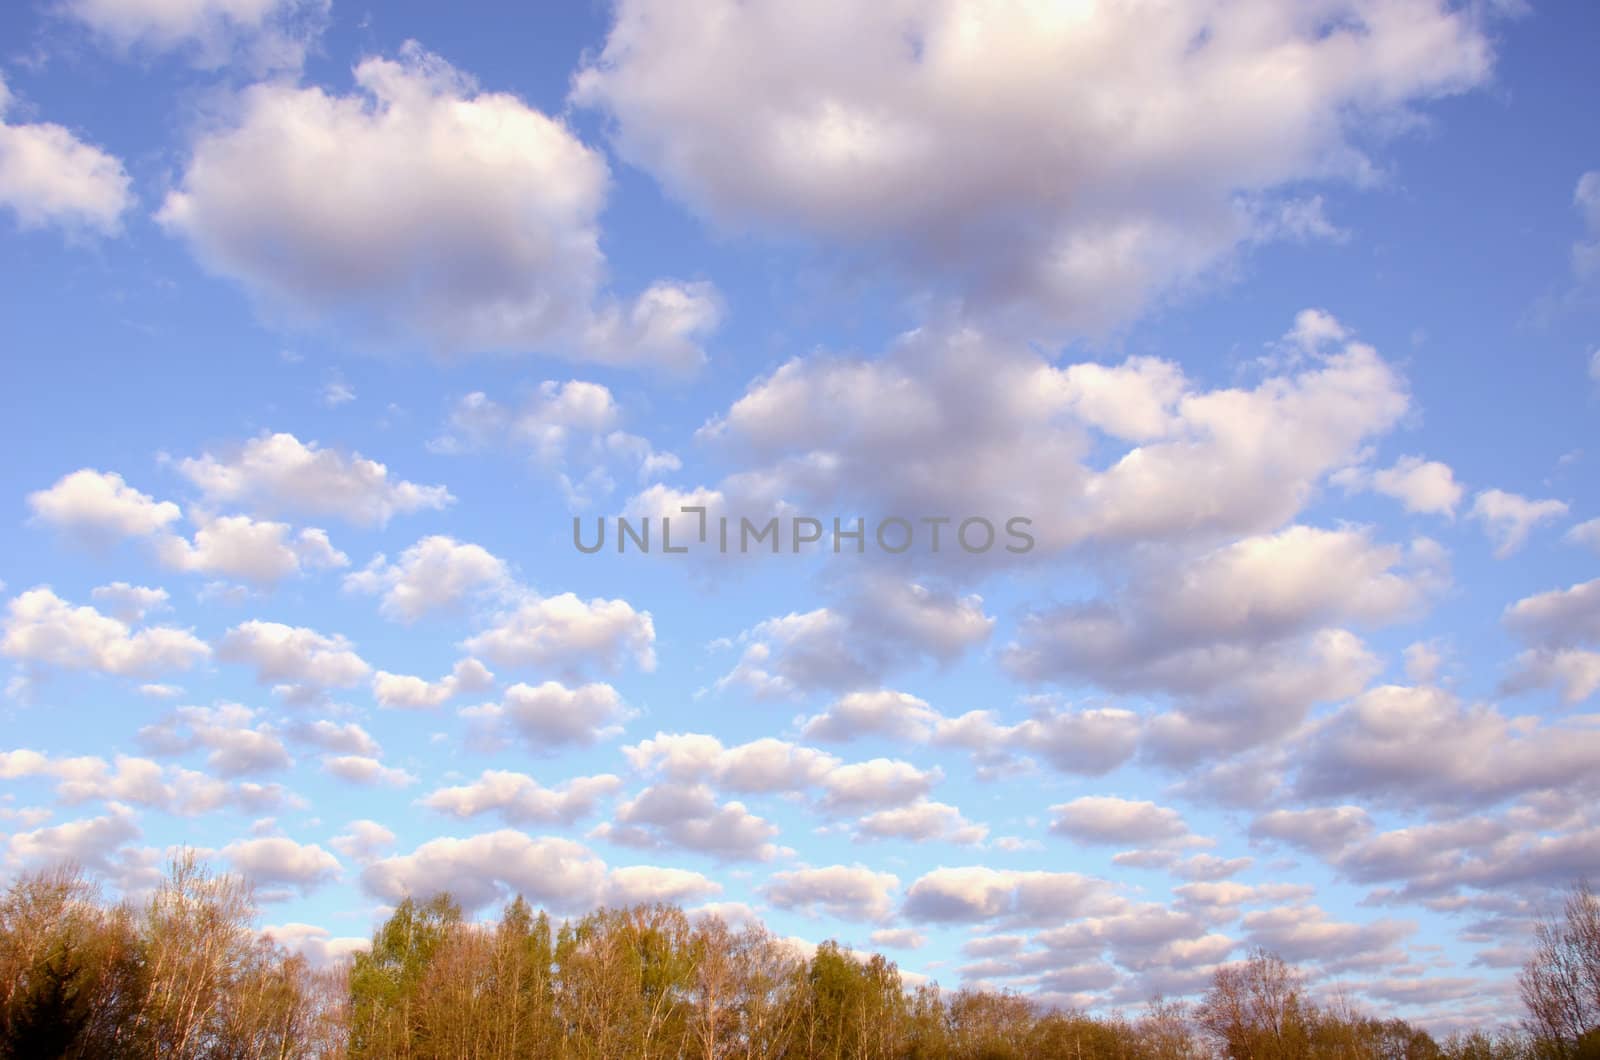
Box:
(1198, 948), (1313, 1060)
(1521, 881), (1600, 1060)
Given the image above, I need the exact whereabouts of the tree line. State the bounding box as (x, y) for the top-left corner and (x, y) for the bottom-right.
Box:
(1, 855), (1595, 1059)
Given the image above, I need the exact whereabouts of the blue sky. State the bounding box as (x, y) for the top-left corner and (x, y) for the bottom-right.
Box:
(2, 0), (1599, 1030)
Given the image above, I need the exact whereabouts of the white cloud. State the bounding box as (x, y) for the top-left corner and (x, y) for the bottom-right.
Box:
(575, 0), (1490, 332)
(61, 0), (326, 71)
(224, 836), (341, 895)
(137, 703), (292, 776)
(1048, 796), (1192, 847)
(28, 469), (181, 541)
(0, 77), (132, 235)
(1567, 516), (1600, 554)
(323, 755), (415, 788)
(90, 582), (170, 623)
(159, 43), (719, 369)
(465, 680), (630, 749)
(855, 800), (986, 846)
(818, 758), (940, 813)
(174, 432), (452, 528)
(765, 865), (899, 922)
(463, 593), (656, 675)
(284, 719), (380, 757)
(1504, 577), (1600, 648)
(600, 782), (781, 861)
(602, 865), (720, 908)
(261, 923), (368, 968)
(157, 513), (347, 584)
(933, 702), (1141, 779)
(345, 536), (508, 621)
(801, 689), (940, 743)
(1369, 456), (1464, 516)
(360, 830), (607, 912)
(329, 819), (395, 862)
(420, 770), (620, 825)
(216, 619), (370, 701)
(1469, 489), (1569, 558)
(372, 658), (494, 709)
(2, 587), (209, 678)
(902, 867), (1121, 925)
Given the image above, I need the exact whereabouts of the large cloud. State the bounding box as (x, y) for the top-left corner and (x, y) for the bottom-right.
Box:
(159, 43), (719, 368)
(575, 0), (1491, 331)
(2, 587), (209, 679)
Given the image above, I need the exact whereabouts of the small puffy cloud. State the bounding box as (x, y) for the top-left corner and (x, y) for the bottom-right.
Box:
(463, 594), (656, 675)
(719, 580), (991, 700)
(818, 758), (940, 813)
(1250, 806), (1375, 858)
(855, 800), (986, 846)
(61, 0), (326, 71)
(223, 836), (340, 895)
(89, 583), (169, 623)
(933, 702), (1141, 779)
(1, 806), (141, 875)
(329, 820), (395, 862)
(2, 587), (209, 678)
(0, 78), (132, 235)
(1469, 489), (1569, 558)
(800, 690), (940, 743)
(360, 830), (608, 911)
(137, 703), (292, 776)
(1048, 796), (1192, 847)
(870, 928), (925, 950)
(1504, 577), (1600, 648)
(1369, 456), (1464, 516)
(624, 733), (837, 794)
(1567, 517), (1600, 554)
(173, 432), (452, 528)
(322, 755), (415, 788)
(28, 469), (180, 542)
(345, 536), (508, 621)
(600, 782), (781, 861)
(261, 923), (368, 968)
(283, 719), (380, 756)
(765, 865), (899, 922)
(420, 770), (620, 825)
(466, 680), (630, 748)
(216, 619), (370, 701)
(157, 514), (347, 584)
(902, 867), (1121, 926)
(602, 866), (720, 908)
(158, 43), (718, 369)
(372, 658), (494, 709)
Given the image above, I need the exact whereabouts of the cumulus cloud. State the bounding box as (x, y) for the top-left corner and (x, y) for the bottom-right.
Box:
(420, 770), (621, 825)
(1567, 517), (1600, 554)
(464, 680), (631, 749)
(2, 586), (209, 678)
(322, 755), (415, 788)
(61, 0), (327, 71)
(575, 0), (1490, 332)
(261, 923), (368, 968)
(372, 658), (494, 709)
(683, 315), (1410, 571)
(599, 782), (782, 861)
(902, 867), (1121, 926)
(1469, 489), (1569, 558)
(765, 865), (899, 922)
(855, 799), (986, 846)
(28, 469), (180, 542)
(159, 43), (719, 369)
(1048, 796), (1193, 848)
(932, 701), (1141, 779)
(89, 582), (170, 623)
(174, 432), (452, 528)
(801, 689), (940, 743)
(361, 830), (606, 911)
(283, 719), (380, 757)
(224, 836), (341, 896)
(137, 703), (292, 776)
(717, 579), (992, 699)
(156, 513), (348, 584)
(216, 619), (370, 702)
(1502, 577), (1600, 704)
(0, 77), (132, 236)
(329, 820), (395, 862)
(345, 536), (509, 622)
(463, 594), (656, 675)
(1364, 456), (1464, 516)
